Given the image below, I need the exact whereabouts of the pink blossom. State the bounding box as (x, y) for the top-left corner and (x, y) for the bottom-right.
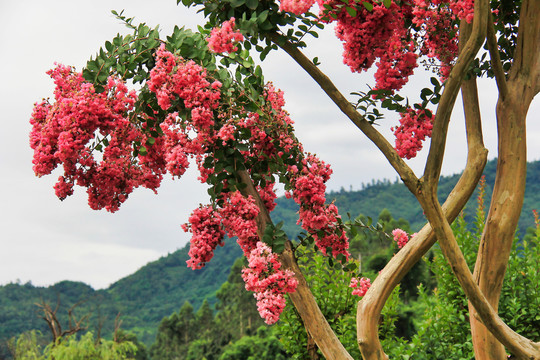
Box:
(242, 242), (298, 324)
(279, 0), (317, 15)
(29, 64), (164, 213)
(412, 0), (464, 80)
(217, 123), (236, 144)
(183, 205), (225, 270)
(328, 0), (418, 92)
(207, 18), (244, 53)
(350, 277), (371, 297)
(149, 45), (222, 128)
(392, 228), (409, 249)
(288, 155), (350, 258)
(449, 0), (475, 23)
(392, 106), (434, 159)
(220, 192), (260, 255)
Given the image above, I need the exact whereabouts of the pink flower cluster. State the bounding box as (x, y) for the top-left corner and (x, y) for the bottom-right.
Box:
(148, 45), (226, 183)
(159, 113), (191, 178)
(350, 276), (371, 297)
(207, 18), (244, 53)
(392, 107), (434, 159)
(392, 228), (409, 249)
(330, 0), (418, 91)
(148, 44), (222, 127)
(34, 45), (349, 324)
(179, 83), (297, 271)
(29, 64), (166, 212)
(412, 0), (473, 79)
(233, 85), (350, 261)
(280, 0), (474, 86)
(448, 0), (475, 23)
(241, 242), (298, 324)
(220, 192), (260, 255)
(289, 155), (350, 258)
(279, 0), (316, 14)
(182, 205), (226, 270)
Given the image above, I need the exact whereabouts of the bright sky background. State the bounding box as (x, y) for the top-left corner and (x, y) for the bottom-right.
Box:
(0, 0), (538, 289)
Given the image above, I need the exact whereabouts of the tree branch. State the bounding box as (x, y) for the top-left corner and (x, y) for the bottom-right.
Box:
(357, 74), (487, 359)
(268, 34), (419, 195)
(416, 2), (540, 358)
(236, 169), (354, 360)
(422, 0), (489, 190)
(486, 12), (509, 100)
(508, 0), (540, 99)
(469, 1), (540, 357)
(420, 193), (540, 359)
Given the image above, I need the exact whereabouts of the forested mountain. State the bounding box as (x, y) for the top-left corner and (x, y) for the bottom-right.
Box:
(2, 158), (540, 354)
(0, 241), (242, 350)
(275, 158), (540, 237)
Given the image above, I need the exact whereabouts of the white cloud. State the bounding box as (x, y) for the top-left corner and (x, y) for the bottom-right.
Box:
(0, 234), (162, 289)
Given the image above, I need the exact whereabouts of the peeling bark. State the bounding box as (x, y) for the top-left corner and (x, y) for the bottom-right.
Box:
(469, 0), (540, 358)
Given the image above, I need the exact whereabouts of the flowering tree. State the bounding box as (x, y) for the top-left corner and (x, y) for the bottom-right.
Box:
(30, 0), (540, 359)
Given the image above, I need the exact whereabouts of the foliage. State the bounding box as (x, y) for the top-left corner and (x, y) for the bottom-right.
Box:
(276, 243), (362, 359)
(0, 240), (242, 355)
(3, 160), (540, 355)
(8, 331), (138, 360)
(276, 209), (428, 359)
(383, 203), (540, 359)
(219, 326), (287, 360)
(150, 256), (285, 359)
(272, 182), (539, 359)
(45, 332), (137, 360)
(7, 330), (45, 360)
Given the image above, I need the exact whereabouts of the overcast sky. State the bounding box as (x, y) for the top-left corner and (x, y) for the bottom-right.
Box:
(0, 0), (538, 289)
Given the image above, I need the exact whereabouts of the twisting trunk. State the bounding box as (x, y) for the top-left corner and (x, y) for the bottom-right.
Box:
(470, 1), (540, 358)
(470, 85), (527, 360)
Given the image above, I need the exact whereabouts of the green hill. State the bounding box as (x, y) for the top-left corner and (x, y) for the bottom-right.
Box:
(2, 158), (540, 354)
(0, 241), (243, 350)
(276, 159), (540, 237)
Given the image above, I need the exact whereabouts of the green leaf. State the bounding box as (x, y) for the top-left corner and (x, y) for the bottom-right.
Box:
(146, 137), (156, 146)
(245, 0), (258, 9)
(336, 253), (346, 263)
(139, 146), (148, 156)
(273, 242), (285, 253)
(87, 60), (99, 72)
(230, 0), (245, 8)
(383, 0), (392, 8)
(105, 41), (113, 52)
(82, 69), (93, 81)
(362, 2), (373, 11)
(257, 10), (269, 23)
(346, 6), (357, 17)
(97, 72), (108, 83)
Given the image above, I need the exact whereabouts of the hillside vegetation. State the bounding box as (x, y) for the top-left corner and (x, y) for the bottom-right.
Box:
(2, 158), (540, 354)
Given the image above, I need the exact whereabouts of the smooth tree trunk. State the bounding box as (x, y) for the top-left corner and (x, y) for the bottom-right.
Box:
(470, 0), (540, 358)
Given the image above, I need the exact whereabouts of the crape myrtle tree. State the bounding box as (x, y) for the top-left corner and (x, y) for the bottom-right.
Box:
(29, 0), (539, 358)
